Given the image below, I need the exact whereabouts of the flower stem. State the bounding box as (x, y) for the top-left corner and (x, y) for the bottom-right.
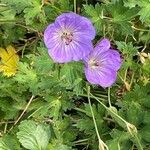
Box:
(132, 26), (150, 32)
(108, 87), (111, 107)
(87, 86), (109, 150)
(74, 0), (76, 13)
(8, 95), (35, 133)
(90, 93), (143, 150)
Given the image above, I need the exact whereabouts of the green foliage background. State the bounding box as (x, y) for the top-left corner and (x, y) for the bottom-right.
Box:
(0, 0), (150, 149)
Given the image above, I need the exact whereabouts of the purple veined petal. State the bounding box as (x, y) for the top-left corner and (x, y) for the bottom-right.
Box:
(83, 38), (111, 62)
(94, 38), (111, 54)
(98, 67), (117, 88)
(48, 39), (93, 63)
(73, 16), (96, 40)
(71, 40), (93, 61)
(44, 23), (61, 49)
(83, 38), (121, 87)
(44, 12), (96, 63)
(54, 13), (74, 30)
(84, 66), (100, 85)
(55, 12), (96, 40)
(85, 66), (117, 88)
(95, 49), (121, 71)
(48, 42), (73, 63)
(88, 48), (121, 72)
(102, 49), (122, 71)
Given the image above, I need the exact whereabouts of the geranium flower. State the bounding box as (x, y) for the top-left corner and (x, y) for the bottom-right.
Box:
(44, 12), (95, 63)
(84, 38), (121, 88)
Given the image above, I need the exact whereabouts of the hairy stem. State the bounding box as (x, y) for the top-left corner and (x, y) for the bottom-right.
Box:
(87, 86), (109, 150)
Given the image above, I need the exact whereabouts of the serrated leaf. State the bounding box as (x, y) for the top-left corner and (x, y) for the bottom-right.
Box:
(60, 62), (84, 94)
(0, 7), (16, 21)
(0, 135), (20, 150)
(23, 0), (46, 25)
(1, 0), (32, 13)
(58, 0), (71, 11)
(48, 139), (72, 150)
(14, 62), (38, 93)
(115, 41), (138, 56)
(17, 120), (51, 150)
(138, 0), (150, 23)
(33, 45), (54, 74)
(76, 118), (94, 131)
(123, 0), (139, 8)
(106, 1), (138, 35)
(140, 125), (150, 143)
(0, 45), (19, 77)
(83, 4), (104, 33)
(107, 129), (131, 150)
(126, 102), (144, 126)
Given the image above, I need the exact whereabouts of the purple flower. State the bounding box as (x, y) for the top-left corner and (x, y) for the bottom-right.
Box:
(84, 38), (121, 88)
(44, 12), (95, 63)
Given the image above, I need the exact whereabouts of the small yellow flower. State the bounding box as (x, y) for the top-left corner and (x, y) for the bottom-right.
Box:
(0, 45), (19, 77)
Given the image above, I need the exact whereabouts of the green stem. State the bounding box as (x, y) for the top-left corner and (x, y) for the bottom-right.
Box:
(87, 86), (101, 141)
(90, 93), (143, 150)
(132, 26), (150, 32)
(87, 86), (109, 150)
(74, 0), (76, 13)
(78, 93), (106, 101)
(134, 134), (143, 150)
(91, 93), (128, 124)
(108, 88), (111, 107)
(85, 0), (88, 5)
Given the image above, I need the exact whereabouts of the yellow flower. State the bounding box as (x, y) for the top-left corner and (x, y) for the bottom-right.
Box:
(0, 45), (19, 77)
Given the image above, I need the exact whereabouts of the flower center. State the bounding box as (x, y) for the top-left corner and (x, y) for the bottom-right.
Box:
(61, 32), (73, 45)
(89, 59), (100, 69)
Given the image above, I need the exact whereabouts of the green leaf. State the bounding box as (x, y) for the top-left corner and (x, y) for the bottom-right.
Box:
(140, 125), (150, 143)
(115, 41), (138, 56)
(17, 120), (51, 150)
(126, 102), (144, 126)
(138, 0), (150, 23)
(76, 118), (94, 131)
(60, 62), (84, 94)
(52, 117), (77, 144)
(1, 0), (32, 13)
(123, 0), (139, 8)
(23, 0), (46, 25)
(0, 97), (19, 119)
(83, 4), (105, 33)
(143, 110), (150, 124)
(142, 59), (150, 75)
(107, 129), (131, 150)
(14, 62), (38, 94)
(58, 0), (71, 11)
(48, 139), (72, 150)
(33, 45), (54, 74)
(106, 1), (138, 35)
(0, 7), (16, 21)
(75, 103), (106, 135)
(122, 84), (150, 108)
(0, 135), (20, 150)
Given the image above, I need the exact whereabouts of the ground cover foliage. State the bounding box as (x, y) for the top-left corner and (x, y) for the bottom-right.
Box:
(0, 0), (150, 149)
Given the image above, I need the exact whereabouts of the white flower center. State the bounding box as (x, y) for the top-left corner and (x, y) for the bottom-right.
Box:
(61, 32), (73, 45)
(89, 59), (100, 69)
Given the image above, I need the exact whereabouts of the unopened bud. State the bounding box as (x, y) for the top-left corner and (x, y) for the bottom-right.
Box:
(99, 139), (109, 150)
(126, 122), (137, 136)
(148, 53), (150, 60)
(141, 52), (148, 57)
(125, 81), (130, 91)
(140, 55), (145, 64)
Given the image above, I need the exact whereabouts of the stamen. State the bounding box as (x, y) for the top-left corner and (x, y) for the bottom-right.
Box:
(89, 59), (100, 69)
(61, 32), (73, 45)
